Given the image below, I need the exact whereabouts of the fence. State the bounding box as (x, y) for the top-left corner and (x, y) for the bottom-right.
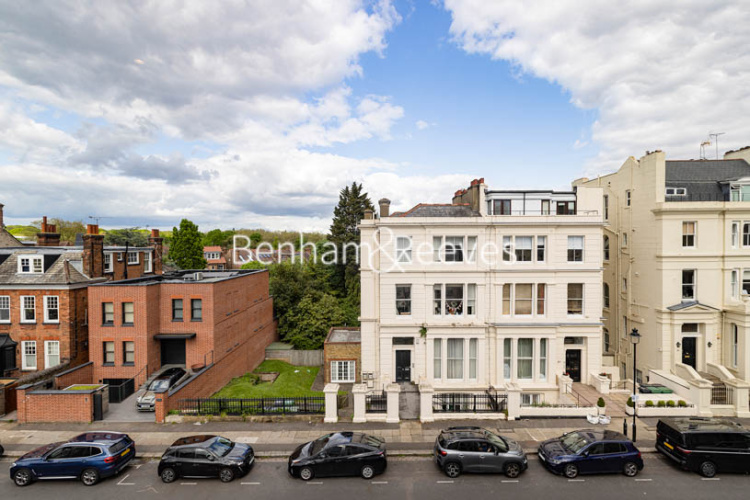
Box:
(710, 385), (733, 405)
(433, 392), (508, 413)
(103, 378), (135, 404)
(179, 396), (325, 416)
(365, 391), (387, 413)
(265, 349), (323, 366)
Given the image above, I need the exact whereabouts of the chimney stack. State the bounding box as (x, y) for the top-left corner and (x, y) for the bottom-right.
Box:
(149, 228), (164, 275)
(363, 208), (374, 220)
(82, 224), (105, 278)
(37, 216), (61, 246)
(378, 198), (391, 218)
(0, 203), (4, 229)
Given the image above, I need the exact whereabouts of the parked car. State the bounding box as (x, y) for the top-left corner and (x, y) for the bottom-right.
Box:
(158, 435), (254, 483)
(9, 432), (135, 487)
(0, 443), (4, 457)
(538, 429), (643, 478)
(288, 432), (386, 480)
(136, 367), (186, 411)
(656, 417), (750, 477)
(434, 426), (527, 478)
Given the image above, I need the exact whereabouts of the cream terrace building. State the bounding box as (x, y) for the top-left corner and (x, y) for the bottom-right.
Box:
(359, 179), (605, 407)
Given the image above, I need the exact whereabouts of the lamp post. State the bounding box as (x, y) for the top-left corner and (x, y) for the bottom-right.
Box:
(630, 328), (641, 442)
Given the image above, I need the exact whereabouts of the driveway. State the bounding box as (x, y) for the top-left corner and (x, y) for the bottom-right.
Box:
(103, 388), (155, 423)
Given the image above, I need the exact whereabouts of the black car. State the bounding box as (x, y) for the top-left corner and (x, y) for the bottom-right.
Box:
(0, 444), (4, 457)
(288, 432), (386, 481)
(158, 435), (254, 483)
(656, 417), (750, 477)
(434, 426), (527, 478)
(137, 367), (187, 411)
(538, 430), (643, 478)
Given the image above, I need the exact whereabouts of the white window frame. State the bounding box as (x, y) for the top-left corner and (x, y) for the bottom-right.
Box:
(744, 222), (750, 247)
(514, 236), (533, 262)
(469, 338), (477, 380)
(330, 360), (356, 383)
(127, 251), (139, 265)
(396, 284), (412, 315)
(732, 324), (739, 368)
(446, 338), (464, 380)
(466, 236), (477, 263)
(44, 295), (59, 323)
(44, 340), (60, 369)
(539, 338), (548, 381)
(567, 235), (584, 262)
(18, 255), (43, 274)
(0, 296), (9, 323)
(567, 283), (584, 316)
(21, 295), (36, 323)
(103, 341), (115, 365)
(536, 236), (546, 262)
(104, 252), (113, 273)
(22, 341), (37, 371)
(731, 269), (739, 299)
(433, 339), (442, 380)
(396, 236), (412, 263)
(503, 338), (512, 379)
(517, 338), (534, 380)
(144, 251), (152, 273)
(682, 221), (696, 248)
(682, 269), (696, 301)
(731, 222), (740, 248)
(444, 236), (465, 263)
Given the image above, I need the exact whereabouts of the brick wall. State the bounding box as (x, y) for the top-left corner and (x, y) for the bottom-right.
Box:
(17, 387), (94, 423)
(324, 342), (362, 383)
(55, 361), (93, 389)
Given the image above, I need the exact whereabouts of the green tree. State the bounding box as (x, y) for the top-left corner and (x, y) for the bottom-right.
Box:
(240, 260), (267, 270)
(170, 219), (207, 269)
(32, 218), (87, 244)
(202, 228), (235, 248)
(249, 231), (262, 248)
(103, 228), (149, 247)
(282, 292), (346, 349)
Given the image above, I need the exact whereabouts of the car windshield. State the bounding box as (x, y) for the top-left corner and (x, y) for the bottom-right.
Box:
(311, 434), (333, 455)
(560, 432), (590, 454)
(208, 437), (234, 457)
(148, 379), (170, 391)
(485, 432), (508, 452)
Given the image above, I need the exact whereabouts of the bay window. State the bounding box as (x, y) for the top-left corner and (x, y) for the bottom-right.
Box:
(469, 338), (477, 379)
(539, 339), (547, 381)
(517, 339), (534, 380)
(433, 339), (442, 379)
(446, 339), (464, 379)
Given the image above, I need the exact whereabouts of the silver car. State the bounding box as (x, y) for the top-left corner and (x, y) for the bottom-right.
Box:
(137, 368), (186, 411)
(434, 426), (528, 478)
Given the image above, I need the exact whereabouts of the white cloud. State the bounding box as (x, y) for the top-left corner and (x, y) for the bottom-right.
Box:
(415, 120), (432, 130)
(442, 0), (750, 174)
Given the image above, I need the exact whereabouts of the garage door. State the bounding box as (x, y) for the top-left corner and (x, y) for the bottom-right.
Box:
(160, 339), (186, 366)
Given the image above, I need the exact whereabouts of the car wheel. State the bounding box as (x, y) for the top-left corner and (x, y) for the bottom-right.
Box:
(361, 464), (375, 479)
(219, 467), (235, 483)
(299, 466), (314, 481)
(563, 463), (579, 478)
(504, 462), (522, 478)
(160, 467), (177, 483)
(444, 462), (461, 478)
(80, 468), (100, 486)
(623, 461), (639, 477)
(13, 468), (33, 487)
(699, 461), (717, 478)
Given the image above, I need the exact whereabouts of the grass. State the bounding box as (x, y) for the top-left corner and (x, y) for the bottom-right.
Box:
(64, 384), (102, 391)
(212, 360), (322, 399)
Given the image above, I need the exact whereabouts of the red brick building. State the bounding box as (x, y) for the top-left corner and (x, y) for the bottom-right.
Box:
(87, 269), (274, 388)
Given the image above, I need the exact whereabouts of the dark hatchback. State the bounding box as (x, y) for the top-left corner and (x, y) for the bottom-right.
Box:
(158, 435), (255, 483)
(9, 432), (135, 487)
(538, 429), (643, 478)
(656, 417), (750, 477)
(288, 432), (386, 481)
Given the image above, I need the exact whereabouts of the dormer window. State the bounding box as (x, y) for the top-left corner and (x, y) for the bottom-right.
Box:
(730, 182), (750, 201)
(666, 187), (687, 196)
(18, 256), (43, 274)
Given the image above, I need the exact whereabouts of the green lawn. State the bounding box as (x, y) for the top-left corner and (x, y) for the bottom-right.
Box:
(212, 360), (322, 398)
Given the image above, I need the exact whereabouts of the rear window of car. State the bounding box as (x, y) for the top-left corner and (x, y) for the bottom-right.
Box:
(657, 421), (686, 447)
(109, 439), (129, 454)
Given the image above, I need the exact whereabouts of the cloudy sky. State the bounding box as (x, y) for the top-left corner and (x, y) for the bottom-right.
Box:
(1, 0), (749, 232)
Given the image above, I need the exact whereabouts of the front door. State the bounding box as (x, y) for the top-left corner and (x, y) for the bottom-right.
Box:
(565, 350), (582, 382)
(395, 350), (411, 383)
(682, 337), (697, 369)
(161, 339), (186, 366)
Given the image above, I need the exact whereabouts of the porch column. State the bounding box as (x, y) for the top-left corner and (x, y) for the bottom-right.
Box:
(385, 383), (401, 424)
(506, 382), (521, 420)
(725, 378), (750, 418)
(324, 383), (340, 423)
(419, 384), (434, 423)
(352, 383), (368, 423)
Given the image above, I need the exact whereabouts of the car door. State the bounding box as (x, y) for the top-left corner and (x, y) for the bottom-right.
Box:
(67, 446), (97, 478)
(457, 441), (481, 472)
(599, 443), (626, 473)
(342, 445), (368, 476)
(485, 440), (508, 473)
(578, 443), (605, 474)
(474, 440), (496, 473)
(41, 445), (78, 478)
(192, 449), (218, 477)
(175, 449), (195, 476)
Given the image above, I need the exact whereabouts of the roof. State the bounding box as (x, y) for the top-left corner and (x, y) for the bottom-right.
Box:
(0, 247), (100, 285)
(70, 431), (128, 444)
(396, 203), (480, 218)
(660, 417), (746, 433)
(326, 327), (361, 344)
(91, 269), (264, 287)
(575, 429), (629, 441)
(665, 159), (750, 201)
(154, 333), (196, 340)
(0, 229), (23, 248)
(666, 301), (719, 311)
(170, 435), (218, 447)
(203, 246), (222, 253)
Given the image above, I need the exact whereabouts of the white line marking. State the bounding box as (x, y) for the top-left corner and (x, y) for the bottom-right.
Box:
(308, 481), (324, 485)
(437, 480), (454, 484)
(502, 480), (519, 483)
(701, 478), (720, 481)
(241, 482), (261, 485)
(117, 474), (134, 486)
(180, 482), (197, 485)
(372, 481), (388, 484)
(131, 464), (143, 469)
(635, 478), (652, 482)
(568, 479), (585, 482)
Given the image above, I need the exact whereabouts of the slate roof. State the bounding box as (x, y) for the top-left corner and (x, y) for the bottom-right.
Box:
(665, 159), (750, 201)
(396, 203), (480, 218)
(326, 328), (361, 343)
(666, 301), (719, 312)
(0, 229), (22, 248)
(0, 247), (99, 285)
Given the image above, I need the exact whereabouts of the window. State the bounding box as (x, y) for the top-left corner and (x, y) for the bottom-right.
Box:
(103, 341), (115, 365)
(744, 223), (750, 247)
(521, 393), (543, 406)
(603, 195), (609, 220)
(623, 233), (628, 247)
(514, 284), (533, 315)
(539, 338), (547, 381)
(743, 270), (750, 295)
(447, 339), (464, 379)
(603, 283), (610, 309)
(467, 236), (477, 263)
(517, 339), (533, 379)
(732, 324), (739, 368)
(567, 283), (583, 315)
(537, 284), (546, 316)
(682, 222), (696, 247)
(467, 284), (476, 315)
(682, 270), (696, 300)
(433, 339), (442, 379)
(21, 296), (36, 323)
(541, 200), (550, 215)
(104, 252), (113, 272)
(444, 236), (464, 262)
(433, 285), (442, 315)
(493, 199), (511, 215)
(122, 302), (134, 325)
(144, 251), (152, 273)
(623, 316), (628, 338)
(0, 296), (9, 323)
(502, 284), (511, 315)
(22, 341), (36, 370)
(515, 236), (532, 262)
(731, 270), (739, 298)
(123, 341), (135, 365)
(172, 299), (183, 321)
(666, 187), (686, 196)
(567, 236), (584, 262)
(396, 285), (411, 315)
(127, 251), (139, 265)
(45, 341), (60, 369)
(445, 285), (463, 315)
(536, 236), (546, 262)
(626, 190), (631, 206)
(603, 236), (609, 261)
(557, 200), (576, 215)
(469, 338), (477, 379)
(44, 296), (59, 323)
(503, 338), (511, 379)
(191, 299), (202, 321)
(331, 360), (356, 383)
(396, 236), (412, 263)
(433, 236), (442, 262)
(502, 236), (512, 262)
(622, 278), (627, 292)
(604, 329), (610, 353)
(732, 222), (740, 248)
(102, 302), (114, 325)
(18, 256), (43, 274)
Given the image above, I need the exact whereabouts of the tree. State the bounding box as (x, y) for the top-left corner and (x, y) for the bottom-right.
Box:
(249, 231), (262, 248)
(282, 292), (346, 349)
(202, 228), (235, 248)
(32, 218), (86, 244)
(170, 219), (207, 270)
(240, 260), (267, 270)
(104, 228), (149, 247)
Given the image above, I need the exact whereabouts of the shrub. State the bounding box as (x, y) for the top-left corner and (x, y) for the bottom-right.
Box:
(678, 400), (687, 407)
(597, 397), (606, 408)
(627, 397), (634, 408)
(657, 400), (666, 407)
(666, 400), (676, 408)
(645, 400), (655, 407)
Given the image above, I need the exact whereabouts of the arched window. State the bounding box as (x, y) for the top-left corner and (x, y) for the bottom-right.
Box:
(603, 235), (610, 261)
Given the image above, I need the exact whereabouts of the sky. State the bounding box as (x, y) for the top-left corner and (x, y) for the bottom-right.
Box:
(1, 0), (749, 232)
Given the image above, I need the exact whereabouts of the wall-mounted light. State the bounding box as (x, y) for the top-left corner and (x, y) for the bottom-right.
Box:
(676, 342), (681, 348)
(707, 342), (713, 348)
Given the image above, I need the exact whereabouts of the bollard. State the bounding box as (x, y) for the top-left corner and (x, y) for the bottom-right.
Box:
(622, 418), (628, 437)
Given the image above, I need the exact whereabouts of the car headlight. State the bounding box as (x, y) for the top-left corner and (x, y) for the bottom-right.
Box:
(11, 462), (17, 468)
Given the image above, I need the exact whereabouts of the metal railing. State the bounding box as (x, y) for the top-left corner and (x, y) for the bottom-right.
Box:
(365, 391), (387, 413)
(563, 385), (594, 408)
(432, 392), (507, 413)
(179, 396), (325, 416)
(103, 378), (135, 404)
(711, 385), (733, 405)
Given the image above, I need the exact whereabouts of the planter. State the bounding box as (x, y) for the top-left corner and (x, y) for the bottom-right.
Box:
(625, 405), (697, 417)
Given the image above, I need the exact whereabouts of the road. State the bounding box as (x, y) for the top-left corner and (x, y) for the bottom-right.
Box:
(1, 454), (748, 500)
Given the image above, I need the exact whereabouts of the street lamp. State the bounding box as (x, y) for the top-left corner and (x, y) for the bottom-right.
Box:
(630, 328), (641, 442)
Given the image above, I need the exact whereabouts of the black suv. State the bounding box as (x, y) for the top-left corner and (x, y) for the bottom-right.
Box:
(656, 417), (750, 477)
(158, 435), (255, 483)
(434, 426), (527, 478)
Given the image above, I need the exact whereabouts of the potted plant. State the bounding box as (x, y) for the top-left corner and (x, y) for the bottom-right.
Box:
(596, 397), (606, 415)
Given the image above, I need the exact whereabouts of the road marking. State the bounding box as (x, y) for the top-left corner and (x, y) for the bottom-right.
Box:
(308, 481), (324, 485)
(635, 478), (652, 482)
(502, 480), (519, 483)
(117, 474), (135, 486)
(372, 481), (388, 484)
(180, 482), (197, 485)
(241, 482), (261, 485)
(568, 479), (585, 482)
(437, 480), (454, 484)
(701, 478), (720, 481)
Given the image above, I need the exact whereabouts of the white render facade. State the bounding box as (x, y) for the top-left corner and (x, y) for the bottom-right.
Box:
(359, 180), (605, 404)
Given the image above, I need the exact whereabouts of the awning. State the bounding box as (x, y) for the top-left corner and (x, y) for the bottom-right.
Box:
(0, 334), (18, 349)
(154, 333), (196, 340)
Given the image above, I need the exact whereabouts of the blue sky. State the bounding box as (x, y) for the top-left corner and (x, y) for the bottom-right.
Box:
(1, 1), (748, 231)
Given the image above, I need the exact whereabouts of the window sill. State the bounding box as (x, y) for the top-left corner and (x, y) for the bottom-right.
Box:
(101, 323), (114, 327)
(122, 323), (134, 327)
(20, 321), (37, 325)
(123, 363), (135, 367)
(190, 319), (203, 322)
(43, 321), (60, 325)
(102, 363), (115, 367)
(172, 319), (183, 322)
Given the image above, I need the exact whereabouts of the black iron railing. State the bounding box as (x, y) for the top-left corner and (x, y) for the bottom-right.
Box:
(103, 378), (135, 403)
(179, 396), (325, 415)
(365, 391), (387, 413)
(433, 392), (507, 413)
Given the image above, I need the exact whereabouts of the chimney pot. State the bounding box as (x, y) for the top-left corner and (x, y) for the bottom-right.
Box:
(86, 224), (99, 235)
(150, 228), (160, 238)
(42, 216), (48, 233)
(364, 208), (374, 220)
(378, 198), (391, 218)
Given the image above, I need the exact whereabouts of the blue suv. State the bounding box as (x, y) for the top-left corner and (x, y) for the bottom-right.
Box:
(10, 431), (135, 487)
(538, 429), (643, 478)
